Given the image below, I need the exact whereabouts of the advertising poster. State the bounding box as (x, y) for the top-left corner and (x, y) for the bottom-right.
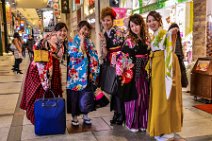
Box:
(43, 11), (54, 32)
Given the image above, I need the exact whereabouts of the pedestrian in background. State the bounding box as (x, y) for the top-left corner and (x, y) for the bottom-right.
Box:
(11, 32), (23, 74)
(146, 11), (183, 141)
(121, 14), (150, 133)
(99, 7), (125, 125)
(20, 22), (68, 124)
(66, 21), (99, 126)
(26, 34), (35, 61)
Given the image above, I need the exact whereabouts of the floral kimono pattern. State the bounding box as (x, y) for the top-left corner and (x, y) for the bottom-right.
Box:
(35, 39), (64, 90)
(148, 27), (174, 99)
(100, 26), (125, 63)
(67, 35), (99, 91)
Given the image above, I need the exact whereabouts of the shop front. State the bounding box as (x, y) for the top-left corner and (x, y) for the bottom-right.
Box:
(83, 0), (95, 43)
(133, 0), (193, 65)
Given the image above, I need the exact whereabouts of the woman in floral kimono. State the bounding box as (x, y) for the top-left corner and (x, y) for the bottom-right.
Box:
(67, 21), (99, 126)
(121, 14), (149, 133)
(20, 22), (68, 124)
(99, 7), (125, 125)
(146, 11), (183, 141)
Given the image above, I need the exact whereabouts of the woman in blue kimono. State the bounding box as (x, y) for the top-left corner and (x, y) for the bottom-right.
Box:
(67, 21), (99, 126)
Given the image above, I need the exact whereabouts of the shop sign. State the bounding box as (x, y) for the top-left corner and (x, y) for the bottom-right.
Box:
(75, 0), (80, 4)
(53, 0), (60, 19)
(142, 0), (157, 6)
(89, 0), (95, 9)
(61, 0), (70, 13)
(133, 0), (167, 14)
(113, 8), (128, 19)
(113, 8), (131, 28)
(114, 18), (125, 27)
(43, 11), (55, 32)
(110, 0), (120, 7)
(6, 4), (12, 24)
(177, 0), (187, 3)
(120, 0), (133, 8)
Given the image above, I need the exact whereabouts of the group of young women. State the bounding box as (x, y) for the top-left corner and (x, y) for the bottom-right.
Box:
(98, 7), (183, 141)
(20, 6), (184, 141)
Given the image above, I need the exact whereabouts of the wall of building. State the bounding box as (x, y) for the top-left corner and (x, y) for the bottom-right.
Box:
(206, 0), (212, 56)
(192, 0), (207, 60)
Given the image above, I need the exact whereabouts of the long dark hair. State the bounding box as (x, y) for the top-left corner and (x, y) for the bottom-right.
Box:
(168, 23), (182, 44)
(128, 14), (147, 43)
(77, 20), (92, 31)
(13, 32), (22, 43)
(147, 11), (163, 27)
(54, 22), (68, 31)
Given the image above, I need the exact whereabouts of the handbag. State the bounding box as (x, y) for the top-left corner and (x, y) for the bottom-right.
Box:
(100, 63), (118, 95)
(34, 90), (66, 135)
(79, 88), (95, 113)
(34, 50), (49, 62)
(94, 88), (109, 108)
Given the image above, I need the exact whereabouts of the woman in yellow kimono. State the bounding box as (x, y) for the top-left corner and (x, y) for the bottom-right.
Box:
(146, 11), (183, 141)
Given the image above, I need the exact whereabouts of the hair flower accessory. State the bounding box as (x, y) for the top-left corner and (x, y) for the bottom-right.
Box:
(111, 9), (117, 19)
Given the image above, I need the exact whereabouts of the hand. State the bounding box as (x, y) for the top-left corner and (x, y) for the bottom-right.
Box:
(170, 27), (178, 35)
(89, 73), (93, 80)
(102, 47), (108, 59)
(79, 32), (85, 41)
(145, 38), (151, 47)
(98, 32), (105, 40)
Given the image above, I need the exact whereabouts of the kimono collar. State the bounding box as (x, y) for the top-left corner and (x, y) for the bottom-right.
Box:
(105, 26), (116, 37)
(153, 27), (163, 37)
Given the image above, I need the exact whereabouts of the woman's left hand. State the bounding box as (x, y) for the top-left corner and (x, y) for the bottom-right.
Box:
(170, 27), (178, 35)
(89, 73), (93, 80)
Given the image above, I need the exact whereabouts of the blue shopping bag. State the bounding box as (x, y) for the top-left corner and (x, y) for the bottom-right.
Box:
(34, 90), (66, 135)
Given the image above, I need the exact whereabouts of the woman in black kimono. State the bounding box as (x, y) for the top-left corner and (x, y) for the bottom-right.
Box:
(99, 7), (125, 125)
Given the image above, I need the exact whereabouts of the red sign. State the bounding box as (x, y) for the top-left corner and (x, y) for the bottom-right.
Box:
(75, 0), (80, 4)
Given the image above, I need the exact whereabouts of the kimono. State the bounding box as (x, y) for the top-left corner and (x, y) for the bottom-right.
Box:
(66, 35), (99, 115)
(101, 26), (125, 62)
(20, 39), (63, 124)
(146, 28), (183, 136)
(98, 26), (126, 124)
(100, 26), (125, 115)
(121, 38), (149, 130)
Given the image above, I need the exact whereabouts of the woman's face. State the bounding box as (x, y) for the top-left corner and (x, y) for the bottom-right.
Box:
(79, 25), (90, 38)
(147, 15), (160, 32)
(55, 27), (68, 42)
(101, 15), (113, 31)
(130, 21), (141, 36)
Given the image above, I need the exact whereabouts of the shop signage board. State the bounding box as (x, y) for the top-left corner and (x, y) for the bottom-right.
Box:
(61, 0), (70, 13)
(110, 0), (120, 7)
(133, 0), (189, 14)
(113, 8), (131, 28)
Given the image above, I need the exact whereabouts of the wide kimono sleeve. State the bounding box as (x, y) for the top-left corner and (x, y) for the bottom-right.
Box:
(34, 42), (51, 91)
(121, 38), (134, 54)
(87, 39), (100, 83)
(67, 36), (88, 91)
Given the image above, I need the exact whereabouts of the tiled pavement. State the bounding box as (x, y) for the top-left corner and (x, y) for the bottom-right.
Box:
(0, 54), (212, 141)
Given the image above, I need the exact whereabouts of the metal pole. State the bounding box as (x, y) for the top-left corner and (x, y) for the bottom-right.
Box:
(0, 25), (2, 56)
(95, 0), (101, 61)
(2, 0), (8, 53)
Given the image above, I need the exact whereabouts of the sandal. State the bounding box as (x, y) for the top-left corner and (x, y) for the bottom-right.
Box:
(83, 118), (92, 125)
(71, 120), (79, 126)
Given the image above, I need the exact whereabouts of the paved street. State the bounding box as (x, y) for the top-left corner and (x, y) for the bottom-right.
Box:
(0, 54), (212, 141)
